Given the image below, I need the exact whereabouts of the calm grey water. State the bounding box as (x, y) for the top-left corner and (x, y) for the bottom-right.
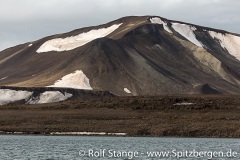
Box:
(0, 135), (239, 160)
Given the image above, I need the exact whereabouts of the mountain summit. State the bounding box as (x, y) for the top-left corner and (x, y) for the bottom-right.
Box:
(1, 16), (240, 95)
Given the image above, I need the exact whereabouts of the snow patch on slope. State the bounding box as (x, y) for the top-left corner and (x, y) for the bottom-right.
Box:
(37, 24), (122, 53)
(208, 31), (240, 61)
(0, 77), (8, 81)
(49, 70), (92, 90)
(124, 88), (131, 94)
(150, 17), (172, 33)
(29, 91), (72, 104)
(0, 89), (32, 106)
(0, 89), (72, 106)
(171, 23), (203, 47)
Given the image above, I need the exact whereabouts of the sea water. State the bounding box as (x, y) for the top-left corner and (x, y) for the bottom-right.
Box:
(0, 135), (239, 160)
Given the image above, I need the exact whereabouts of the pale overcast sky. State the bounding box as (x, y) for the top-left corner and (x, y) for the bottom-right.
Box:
(0, 0), (240, 51)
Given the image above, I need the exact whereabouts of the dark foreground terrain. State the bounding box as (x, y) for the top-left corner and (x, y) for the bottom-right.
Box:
(0, 95), (240, 138)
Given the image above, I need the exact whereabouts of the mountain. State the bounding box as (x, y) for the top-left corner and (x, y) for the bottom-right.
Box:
(1, 16), (240, 97)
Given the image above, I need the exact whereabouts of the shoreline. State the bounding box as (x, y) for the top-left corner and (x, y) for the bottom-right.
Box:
(0, 131), (127, 136)
(0, 132), (239, 139)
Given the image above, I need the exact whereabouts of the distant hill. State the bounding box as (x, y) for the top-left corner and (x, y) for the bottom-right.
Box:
(0, 16), (240, 100)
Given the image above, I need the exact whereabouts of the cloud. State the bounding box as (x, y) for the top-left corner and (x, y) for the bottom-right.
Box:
(0, 0), (240, 51)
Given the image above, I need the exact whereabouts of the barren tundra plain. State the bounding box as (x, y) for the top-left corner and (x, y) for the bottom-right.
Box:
(0, 95), (240, 138)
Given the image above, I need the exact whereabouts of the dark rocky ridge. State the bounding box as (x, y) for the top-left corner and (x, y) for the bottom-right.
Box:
(0, 16), (240, 95)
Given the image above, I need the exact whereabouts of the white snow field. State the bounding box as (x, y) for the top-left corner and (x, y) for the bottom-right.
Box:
(150, 17), (172, 33)
(208, 31), (240, 61)
(37, 23), (122, 53)
(29, 91), (72, 104)
(0, 89), (73, 105)
(171, 23), (203, 47)
(0, 89), (32, 105)
(49, 70), (92, 90)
